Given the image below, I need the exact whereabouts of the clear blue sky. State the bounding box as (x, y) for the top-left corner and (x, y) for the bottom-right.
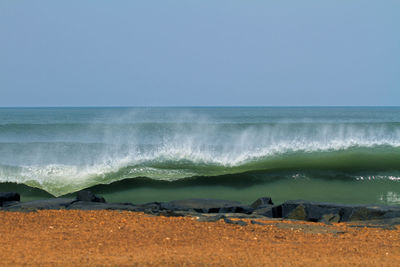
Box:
(1, 1), (399, 106)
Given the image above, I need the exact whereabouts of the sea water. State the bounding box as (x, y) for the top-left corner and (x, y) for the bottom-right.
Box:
(0, 107), (399, 205)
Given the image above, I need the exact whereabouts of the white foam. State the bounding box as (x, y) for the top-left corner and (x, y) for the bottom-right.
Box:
(1, 112), (400, 195)
(380, 191), (400, 204)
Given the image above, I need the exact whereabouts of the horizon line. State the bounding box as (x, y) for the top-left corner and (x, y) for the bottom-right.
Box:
(0, 105), (399, 108)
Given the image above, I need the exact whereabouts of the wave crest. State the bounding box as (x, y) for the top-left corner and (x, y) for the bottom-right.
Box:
(1, 145), (399, 196)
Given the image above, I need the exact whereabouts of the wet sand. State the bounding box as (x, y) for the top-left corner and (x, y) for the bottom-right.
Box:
(0, 210), (399, 266)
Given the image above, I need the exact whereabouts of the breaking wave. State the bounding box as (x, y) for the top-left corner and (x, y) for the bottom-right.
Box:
(0, 107), (399, 196)
(0, 144), (399, 196)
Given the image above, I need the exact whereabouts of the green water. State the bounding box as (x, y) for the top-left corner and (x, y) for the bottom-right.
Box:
(0, 107), (399, 205)
(89, 178), (400, 205)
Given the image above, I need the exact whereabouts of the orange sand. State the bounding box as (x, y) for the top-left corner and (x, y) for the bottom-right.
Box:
(0, 210), (399, 266)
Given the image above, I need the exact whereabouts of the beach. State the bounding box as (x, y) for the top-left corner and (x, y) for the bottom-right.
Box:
(2, 1), (399, 265)
(1, 107), (400, 266)
(1, 210), (399, 266)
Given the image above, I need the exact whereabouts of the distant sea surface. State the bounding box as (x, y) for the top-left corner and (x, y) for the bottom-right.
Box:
(0, 107), (399, 205)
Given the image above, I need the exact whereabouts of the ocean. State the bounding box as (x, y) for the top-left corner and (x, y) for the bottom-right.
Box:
(0, 107), (399, 205)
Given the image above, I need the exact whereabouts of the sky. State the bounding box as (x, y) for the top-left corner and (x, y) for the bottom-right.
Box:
(0, 1), (399, 106)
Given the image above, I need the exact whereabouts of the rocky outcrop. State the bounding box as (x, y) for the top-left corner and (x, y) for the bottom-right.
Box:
(0, 192), (20, 207)
(250, 197), (273, 209)
(252, 204), (277, 217)
(273, 200), (400, 223)
(3, 198), (75, 212)
(67, 201), (139, 211)
(159, 199), (254, 214)
(2, 192), (400, 227)
(223, 218), (248, 226)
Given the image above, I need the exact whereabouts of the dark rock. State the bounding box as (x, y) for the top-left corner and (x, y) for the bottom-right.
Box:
(133, 202), (161, 213)
(76, 190), (106, 203)
(67, 201), (166, 213)
(307, 205), (341, 222)
(3, 195), (400, 228)
(275, 200), (400, 223)
(158, 210), (185, 217)
(0, 192), (20, 206)
(67, 201), (139, 211)
(197, 215), (226, 222)
(217, 213), (271, 220)
(277, 200), (306, 219)
(219, 205), (253, 214)
(223, 218), (247, 226)
(252, 204), (276, 217)
(347, 206), (387, 221)
(286, 204), (308, 220)
(250, 197), (273, 209)
(276, 200), (350, 222)
(334, 205), (400, 222)
(250, 220), (268, 226)
(67, 201), (111, 211)
(320, 213), (341, 224)
(159, 198), (253, 214)
(1, 201), (20, 208)
(3, 198), (75, 212)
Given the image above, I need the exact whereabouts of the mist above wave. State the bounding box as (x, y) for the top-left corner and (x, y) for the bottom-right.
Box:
(0, 107), (399, 196)
(1, 144), (400, 196)
(1, 120), (399, 164)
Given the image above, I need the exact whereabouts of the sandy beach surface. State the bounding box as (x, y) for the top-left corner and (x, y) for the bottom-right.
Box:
(0, 210), (399, 266)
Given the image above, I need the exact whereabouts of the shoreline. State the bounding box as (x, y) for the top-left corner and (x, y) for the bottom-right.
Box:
(2, 191), (400, 265)
(2, 191), (400, 226)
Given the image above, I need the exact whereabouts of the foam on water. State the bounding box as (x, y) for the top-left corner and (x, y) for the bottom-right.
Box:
(0, 107), (399, 196)
(0, 144), (399, 196)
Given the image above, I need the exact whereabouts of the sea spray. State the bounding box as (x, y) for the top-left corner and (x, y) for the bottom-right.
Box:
(0, 107), (399, 202)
